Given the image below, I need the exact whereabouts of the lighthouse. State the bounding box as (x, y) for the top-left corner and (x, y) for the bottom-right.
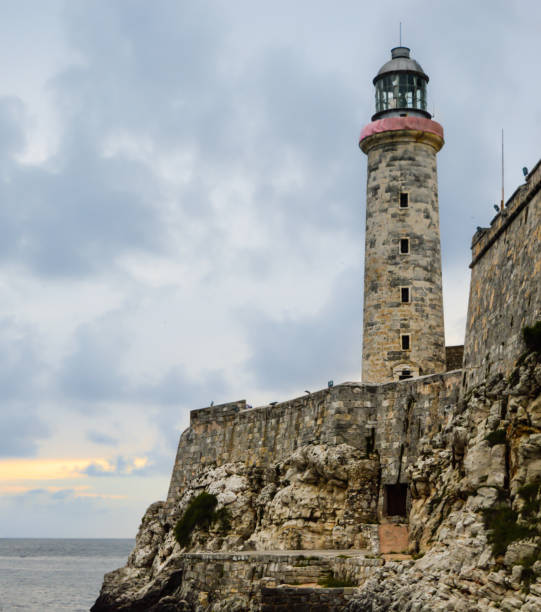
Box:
(359, 47), (446, 383)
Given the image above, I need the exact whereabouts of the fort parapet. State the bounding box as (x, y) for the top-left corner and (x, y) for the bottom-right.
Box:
(167, 371), (461, 521)
(463, 159), (541, 389)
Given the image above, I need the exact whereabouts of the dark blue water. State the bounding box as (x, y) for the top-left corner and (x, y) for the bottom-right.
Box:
(0, 538), (134, 611)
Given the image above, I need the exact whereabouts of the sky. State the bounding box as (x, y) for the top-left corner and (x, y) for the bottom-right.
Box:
(0, 0), (539, 538)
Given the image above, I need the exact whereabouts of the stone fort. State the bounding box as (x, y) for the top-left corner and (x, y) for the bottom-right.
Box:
(166, 46), (540, 545)
(93, 47), (541, 612)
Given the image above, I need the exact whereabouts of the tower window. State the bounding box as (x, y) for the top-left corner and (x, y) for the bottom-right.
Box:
(401, 334), (411, 351)
(399, 368), (412, 380)
(399, 193), (409, 208)
(400, 238), (410, 254)
(401, 287), (410, 303)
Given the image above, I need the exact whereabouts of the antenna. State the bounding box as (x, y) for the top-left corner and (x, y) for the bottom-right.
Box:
(501, 129), (504, 210)
(399, 22), (402, 46)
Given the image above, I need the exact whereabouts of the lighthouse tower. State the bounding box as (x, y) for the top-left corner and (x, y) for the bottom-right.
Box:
(359, 47), (446, 383)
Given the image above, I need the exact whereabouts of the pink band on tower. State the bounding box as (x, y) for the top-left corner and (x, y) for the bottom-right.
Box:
(359, 116), (444, 147)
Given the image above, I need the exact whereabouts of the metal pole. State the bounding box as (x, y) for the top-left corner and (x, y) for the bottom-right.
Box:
(501, 128), (504, 210)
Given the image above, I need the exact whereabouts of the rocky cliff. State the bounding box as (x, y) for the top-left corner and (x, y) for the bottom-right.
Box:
(348, 350), (541, 611)
(92, 442), (381, 611)
(92, 348), (541, 611)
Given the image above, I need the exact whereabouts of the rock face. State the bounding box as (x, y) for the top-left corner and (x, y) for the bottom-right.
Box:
(92, 351), (541, 611)
(92, 443), (381, 611)
(347, 351), (541, 611)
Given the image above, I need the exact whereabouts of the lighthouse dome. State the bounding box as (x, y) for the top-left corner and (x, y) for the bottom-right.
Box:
(372, 47), (431, 121)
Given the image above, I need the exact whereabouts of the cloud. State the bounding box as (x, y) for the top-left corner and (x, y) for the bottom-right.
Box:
(0, 457), (110, 481)
(59, 313), (229, 411)
(0, 487), (136, 538)
(0, 318), (41, 401)
(0, 318), (50, 457)
(86, 430), (118, 446)
(0, 143), (163, 277)
(0, 0), (540, 539)
(0, 406), (50, 458)
(0, 96), (26, 160)
(81, 456), (148, 477)
(240, 268), (361, 393)
(59, 317), (131, 402)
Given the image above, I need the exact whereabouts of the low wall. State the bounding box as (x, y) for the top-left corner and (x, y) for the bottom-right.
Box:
(167, 371), (462, 503)
(261, 586), (355, 611)
(178, 552), (383, 611)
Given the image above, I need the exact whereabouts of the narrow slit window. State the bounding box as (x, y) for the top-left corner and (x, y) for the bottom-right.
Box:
(401, 287), (410, 303)
(400, 238), (410, 254)
(400, 192), (409, 208)
(401, 334), (411, 351)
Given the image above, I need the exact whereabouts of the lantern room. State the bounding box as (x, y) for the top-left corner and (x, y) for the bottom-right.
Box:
(372, 47), (430, 121)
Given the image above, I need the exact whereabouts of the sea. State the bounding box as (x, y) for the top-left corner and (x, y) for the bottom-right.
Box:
(0, 538), (135, 611)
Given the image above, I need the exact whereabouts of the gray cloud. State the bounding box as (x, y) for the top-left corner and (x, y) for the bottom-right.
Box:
(0, 0), (540, 536)
(0, 487), (138, 538)
(240, 268), (361, 393)
(59, 319), (131, 402)
(82, 456), (143, 477)
(86, 430), (118, 446)
(59, 316), (228, 409)
(0, 319), (50, 457)
(0, 405), (50, 457)
(0, 97), (26, 160)
(0, 142), (163, 277)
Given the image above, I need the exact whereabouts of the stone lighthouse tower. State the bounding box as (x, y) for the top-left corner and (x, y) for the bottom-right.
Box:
(359, 47), (446, 383)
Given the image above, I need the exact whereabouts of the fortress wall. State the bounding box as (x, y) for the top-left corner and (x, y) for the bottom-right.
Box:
(463, 159), (541, 389)
(167, 371), (461, 502)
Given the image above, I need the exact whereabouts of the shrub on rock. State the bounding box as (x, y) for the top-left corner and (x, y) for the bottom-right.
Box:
(174, 492), (220, 547)
(523, 321), (541, 353)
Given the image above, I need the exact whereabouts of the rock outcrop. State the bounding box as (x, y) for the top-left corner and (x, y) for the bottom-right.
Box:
(348, 351), (541, 611)
(93, 351), (541, 611)
(92, 444), (380, 611)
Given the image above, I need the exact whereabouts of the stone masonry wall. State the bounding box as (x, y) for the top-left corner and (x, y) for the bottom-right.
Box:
(158, 552), (383, 611)
(361, 129), (446, 383)
(463, 158), (541, 389)
(167, 371), (461, 505)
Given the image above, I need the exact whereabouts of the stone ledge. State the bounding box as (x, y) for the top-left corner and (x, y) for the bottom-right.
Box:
(183, 550), (383, 567)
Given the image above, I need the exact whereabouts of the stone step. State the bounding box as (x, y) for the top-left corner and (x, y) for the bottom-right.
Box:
(378, 524), (409, 554)
(261, 586), (356, 611)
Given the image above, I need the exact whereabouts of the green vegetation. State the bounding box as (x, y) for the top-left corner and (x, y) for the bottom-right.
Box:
(519, 552), (541, 592)
(518, 480), (541, 519)
(293, 556), (320, 567)
(485, 429), (507, 447)
(174, 492), (230, 547)
(520, 564), (536, 592)
(214, 506), (232, 534)
(523, 321), (541, 353)
(482, 505), (536, 557)
(317, 572), (357, 588)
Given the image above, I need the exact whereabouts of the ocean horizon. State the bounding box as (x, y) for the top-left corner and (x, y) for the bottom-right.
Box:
(0, 537), (134, 611)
